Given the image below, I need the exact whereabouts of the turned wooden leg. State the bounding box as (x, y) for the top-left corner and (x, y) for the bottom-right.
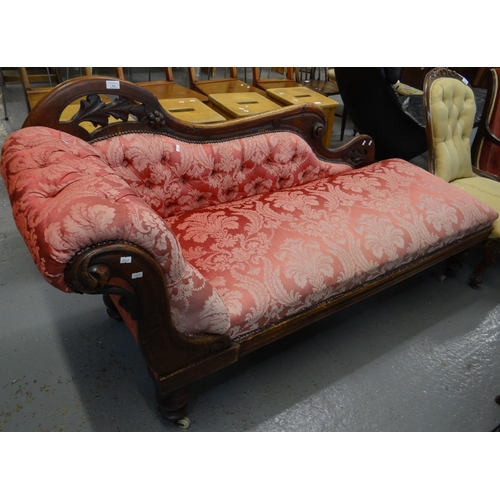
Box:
(434, 252), (466, 282)
(445, 252), (465, 278)
(156, 388), (191, 428)
(103, 294), (124, 322)
(469, 239), (500, 288)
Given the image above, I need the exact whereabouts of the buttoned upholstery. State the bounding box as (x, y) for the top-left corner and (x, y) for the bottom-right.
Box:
(427, 77), (476, 182)
(91, 131), (353, 219)
(2, 125), (497, 336)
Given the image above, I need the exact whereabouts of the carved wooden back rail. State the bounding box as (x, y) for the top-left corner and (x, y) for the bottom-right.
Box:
(23, 75), (376, 166)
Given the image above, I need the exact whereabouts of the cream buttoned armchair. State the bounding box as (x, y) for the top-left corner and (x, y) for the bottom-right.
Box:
(423, 67), (500, 287)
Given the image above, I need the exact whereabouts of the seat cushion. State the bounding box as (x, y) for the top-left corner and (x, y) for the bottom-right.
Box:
(452, 175), (500, 238)
(167, 159), (498, 338)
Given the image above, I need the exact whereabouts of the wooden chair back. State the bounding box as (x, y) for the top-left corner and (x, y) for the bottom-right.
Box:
(188, 67), (265, 96)
(110, 68), (209, 102)
(252, 67), (300, 91)
(295, 68), (339, 97)
(472, 68), (500, 179)
(20, 67), (91, 111)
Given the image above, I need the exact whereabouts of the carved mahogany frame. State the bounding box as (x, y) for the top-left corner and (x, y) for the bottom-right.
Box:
(471, 68), (500, 179)
(23, 75), (375, 167)
(24, 76), (493, 425)
(63, 230), (491, 423)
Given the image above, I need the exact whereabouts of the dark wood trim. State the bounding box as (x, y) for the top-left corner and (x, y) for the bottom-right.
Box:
(64, 227), (492, 401)
(22, 75), (376, 167)
(472, 68), (500, 177)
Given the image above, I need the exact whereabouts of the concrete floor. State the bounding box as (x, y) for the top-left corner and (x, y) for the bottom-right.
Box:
(1, 68), (500, 432)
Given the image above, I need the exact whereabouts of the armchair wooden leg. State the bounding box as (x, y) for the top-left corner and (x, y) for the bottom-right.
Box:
(469, 239), (500, 288)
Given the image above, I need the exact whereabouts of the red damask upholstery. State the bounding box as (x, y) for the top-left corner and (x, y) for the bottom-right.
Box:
(0, 127), (230, 336)
(167, 160), (498, 337)
(1, 126), (497, 339)
(90, 130), (353, 218)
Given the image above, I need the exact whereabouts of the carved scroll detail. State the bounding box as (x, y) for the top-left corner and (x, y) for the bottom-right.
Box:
(67, 247), (140, 320)
(70, 94), (166, 129)
(341, 146), (370, 166)
(312, 122), (325, 140)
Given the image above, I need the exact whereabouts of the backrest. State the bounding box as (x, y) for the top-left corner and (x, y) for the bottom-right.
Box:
(472, 68), (500, 177)
(90, 131), (353, 219)
(423, 68), (476, 182)
(114, 68), (175, 82)
(19, 67), (61, 111)
(252, 67), (295, 84)
(188, 67), (239, 84)
(19, 67), (91, 111)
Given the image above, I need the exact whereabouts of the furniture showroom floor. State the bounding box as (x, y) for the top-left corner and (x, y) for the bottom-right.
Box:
(1, 69), (500, 432)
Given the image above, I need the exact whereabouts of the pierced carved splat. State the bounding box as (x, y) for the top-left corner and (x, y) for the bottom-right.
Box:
(69, 93), (168, 130)
(22, 75), (377, 168)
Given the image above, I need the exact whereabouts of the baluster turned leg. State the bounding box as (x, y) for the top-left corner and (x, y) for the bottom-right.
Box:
(103, 294), (123, 322)
(156, 388), (191, 429)
(469, 239), (500, 288)
(434, 252), (465, 282)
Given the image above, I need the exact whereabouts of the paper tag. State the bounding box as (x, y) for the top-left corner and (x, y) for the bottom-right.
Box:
(106, 80), (120, 90)
(120, 256), (132, 264)
(131, 272), (143, 279)
(176, 145), (181, 152)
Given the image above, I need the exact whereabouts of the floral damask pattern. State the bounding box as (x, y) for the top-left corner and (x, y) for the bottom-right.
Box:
(91, 131), (354, 218)
(1, 127), (498, 340)
(166, 160), (498, 338)
(0, 127), (230, 336)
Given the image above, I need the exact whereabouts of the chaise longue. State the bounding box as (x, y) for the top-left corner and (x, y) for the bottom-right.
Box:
(1, 76), (497, 428)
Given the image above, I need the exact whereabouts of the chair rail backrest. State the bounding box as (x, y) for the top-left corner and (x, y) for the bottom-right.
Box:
(423, 67), (476, 182)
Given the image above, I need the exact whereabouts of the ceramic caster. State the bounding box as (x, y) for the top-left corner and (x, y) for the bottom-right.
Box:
(438, 273), (447, 282)
(156, 388), (190, 428)
(177, 417), (191, 429)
